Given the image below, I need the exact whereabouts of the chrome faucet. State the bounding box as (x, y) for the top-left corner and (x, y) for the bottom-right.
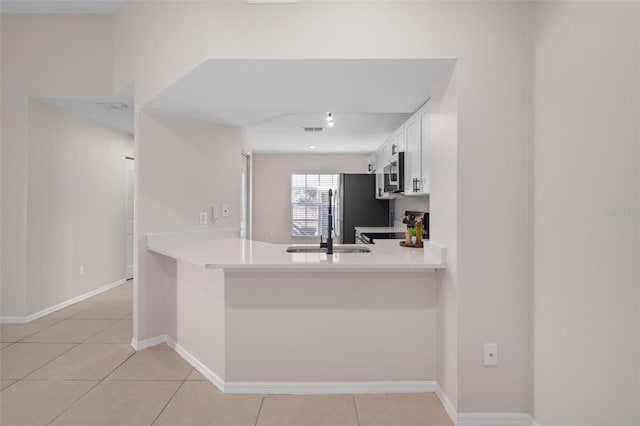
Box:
(320, 188), (334, 254)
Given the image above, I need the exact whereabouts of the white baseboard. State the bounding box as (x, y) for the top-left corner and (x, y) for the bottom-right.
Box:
(130, 334), (169, 351)
(435, 382), (457, 425)
(129, 334), (435, 395)
(127, 336), (539, 426)
(165, 337), (226, 392)
(223, 380), (435, 395)
(0, 278), (127, 324)
(457, 413), (535, 426)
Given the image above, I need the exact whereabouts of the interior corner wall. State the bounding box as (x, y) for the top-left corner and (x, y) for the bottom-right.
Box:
(135, 111), (244, 341)
(1, 14), (114, 318)
(115, 1), (531, 412)
(429, 64), (458, 411)
(251, 153), (367, 244)
(26, 101), (133, 315)
(531, 2), (640, 424)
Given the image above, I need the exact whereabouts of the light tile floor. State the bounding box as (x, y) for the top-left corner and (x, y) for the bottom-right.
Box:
(0, 280), (453, 426)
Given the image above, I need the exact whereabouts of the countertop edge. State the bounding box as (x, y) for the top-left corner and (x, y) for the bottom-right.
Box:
(146, 233), (447, 272)
(204, 263), (446, 272)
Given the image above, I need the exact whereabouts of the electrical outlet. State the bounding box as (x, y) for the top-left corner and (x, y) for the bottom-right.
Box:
(483, 343), (498, 366)
(199, 212), (208, 225)
(79, 265), (84, 275)
(222, 204), (230, 217)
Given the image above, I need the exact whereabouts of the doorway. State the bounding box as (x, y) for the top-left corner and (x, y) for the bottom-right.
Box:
(241, 152), (250, 239)
(125, 156), (134, 279)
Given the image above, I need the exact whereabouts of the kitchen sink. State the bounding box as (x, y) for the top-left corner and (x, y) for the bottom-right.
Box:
(286, 245), (371, 254)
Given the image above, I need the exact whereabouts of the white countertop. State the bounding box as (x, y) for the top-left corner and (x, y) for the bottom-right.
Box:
(147, 230), (446, 272)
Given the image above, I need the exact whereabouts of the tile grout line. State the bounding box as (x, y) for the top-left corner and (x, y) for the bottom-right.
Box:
(254, 395), (266, 426)
(10, 342), (81, 381)
(6, 294), (134, 424)
(44, 333), (138, 425)
(353, 394), (361, 426)
(99, 345), (138, 381)
(150, 378), (187, 425)
(13, 318), (119, 346)
(45, 379), (102, 425)
(2, 316), (67, 342)
(0, 379), (19, 392)
(1, 302), (125, 382)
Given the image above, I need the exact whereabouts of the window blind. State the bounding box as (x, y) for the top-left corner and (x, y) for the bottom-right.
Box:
(291, 173), (340, 237)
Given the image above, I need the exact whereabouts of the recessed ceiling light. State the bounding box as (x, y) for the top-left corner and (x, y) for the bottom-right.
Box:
(326, 112), (334, 127)
(308, 145), (317, 150)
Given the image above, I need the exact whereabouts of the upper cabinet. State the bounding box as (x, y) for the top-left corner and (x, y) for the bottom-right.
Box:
(375, 143), (393, 199)
(404, 111), (421, 195)
(369, 100), (431, 198)
(404, 102), (430, 196)
(418, 106), (431, 195)
(367, 152), (377, 174)
(391, 125), (405, 156)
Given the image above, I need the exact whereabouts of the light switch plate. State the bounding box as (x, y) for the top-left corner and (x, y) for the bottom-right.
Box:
(199, 212), (208, 225)
(484, 343), (498, 366)
(222, 204), (230, 217)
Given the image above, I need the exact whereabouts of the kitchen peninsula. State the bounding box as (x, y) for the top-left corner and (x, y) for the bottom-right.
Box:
(146, 229), (447, 394)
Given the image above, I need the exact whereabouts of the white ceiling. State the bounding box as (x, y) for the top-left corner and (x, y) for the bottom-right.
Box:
(37, 82), (134, 135)
(249, 113), (410, 153)
(145, 59), (454, 153)
(0, 0), (124, 14)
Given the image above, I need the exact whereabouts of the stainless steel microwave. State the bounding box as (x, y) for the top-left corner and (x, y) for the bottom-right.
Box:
(383, 152), (404, 193)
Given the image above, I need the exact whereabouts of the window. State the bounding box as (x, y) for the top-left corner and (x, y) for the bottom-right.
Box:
(291, 173), (340, 238)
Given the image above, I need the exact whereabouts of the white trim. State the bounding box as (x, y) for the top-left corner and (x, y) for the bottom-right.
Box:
(165, 337), (225, 391)
(457, 413), (534, 426)
(0, 278), (127, 324)
(136, 334), (435, 395)
(223, 380), (435, 395)
(435, 382), (457, 425)
(130, 334), (168, 351)
(129, 335), (225, 390)
(125, 335), (543, 426)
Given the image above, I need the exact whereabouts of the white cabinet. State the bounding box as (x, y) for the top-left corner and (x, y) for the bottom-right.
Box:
(391, 125), (405, 155)
(404, 111), (421, 194)
(375, 146), (393, 199)
(381, 138), (391, 166)
(403, 102), (430, 196)
(418, 106), (430, 195)
(367, 101), (430, 198)
(367, 152), (377, 174)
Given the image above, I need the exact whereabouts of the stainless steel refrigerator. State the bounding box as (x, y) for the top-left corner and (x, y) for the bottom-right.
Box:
(336, 174), (391, 244)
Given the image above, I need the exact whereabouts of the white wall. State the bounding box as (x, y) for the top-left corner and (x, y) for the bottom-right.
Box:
(113, 1), (531, 414)
(252, 153), (367, 244)
(25, 101), (133, 315)
(428, 64), (458, 411)
(134, 111), (244, 341)
(1, 14), (114, 317)
(3, 3), (638, 420)
(531, 2), (640, 425)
